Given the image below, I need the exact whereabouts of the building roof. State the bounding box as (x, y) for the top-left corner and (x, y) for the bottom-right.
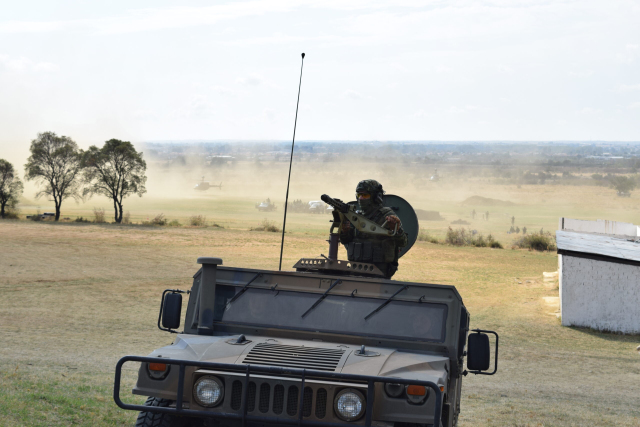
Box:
(556, 230), (640, 263)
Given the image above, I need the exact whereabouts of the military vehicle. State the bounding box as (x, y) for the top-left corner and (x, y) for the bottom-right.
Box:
(114, 193), (498, 427)
(308, 200), (328, 214)
(195, 177), (222, 191)
(256, 200), (277, 212)
(287, 199), (307, 213)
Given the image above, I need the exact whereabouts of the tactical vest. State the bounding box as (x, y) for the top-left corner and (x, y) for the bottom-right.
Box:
(345, 206), (398, 264)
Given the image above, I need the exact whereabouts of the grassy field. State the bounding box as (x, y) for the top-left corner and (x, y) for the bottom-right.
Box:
(2, 179), (640, 426)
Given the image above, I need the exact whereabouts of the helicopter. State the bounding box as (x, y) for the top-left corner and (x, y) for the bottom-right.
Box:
(194, 177), (222, 191)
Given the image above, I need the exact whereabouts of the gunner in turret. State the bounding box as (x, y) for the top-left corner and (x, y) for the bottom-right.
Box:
(339, 179), (407, 278)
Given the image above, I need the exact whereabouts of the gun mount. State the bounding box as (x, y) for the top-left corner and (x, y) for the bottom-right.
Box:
(294, 194), (419, 278)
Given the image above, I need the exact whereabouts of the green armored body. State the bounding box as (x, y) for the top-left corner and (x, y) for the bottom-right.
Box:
(339, 180), (408, 278)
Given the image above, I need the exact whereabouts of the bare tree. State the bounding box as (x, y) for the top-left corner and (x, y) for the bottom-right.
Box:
(24, 132), (82, 221)
(81, 139), (147, 223)
(0, 159), (24, 218)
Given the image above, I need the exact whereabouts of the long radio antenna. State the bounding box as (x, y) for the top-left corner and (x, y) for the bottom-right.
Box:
(279, 52), (305, 271)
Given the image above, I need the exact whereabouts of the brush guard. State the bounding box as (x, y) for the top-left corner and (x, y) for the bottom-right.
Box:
(114, 355), (443, 427)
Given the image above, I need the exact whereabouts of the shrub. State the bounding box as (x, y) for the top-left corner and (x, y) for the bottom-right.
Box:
(93, 207), (106, 223)
(152, 214), (166, 226)
(168, 219), (181, 227)
(75, 216), (90, 223)
(122, 211), (131, 224)
(513, 232), (557, 251)
(489, 240), (503, 249)
(142, 214), (167, 226)
(3, 208), (20, 219)
(189, 215), (207, 226)
(251, 219), (280, 232)
(417, 231), (440, 244)
(29, 210), (42, 221)
(445, 227), (503, 249)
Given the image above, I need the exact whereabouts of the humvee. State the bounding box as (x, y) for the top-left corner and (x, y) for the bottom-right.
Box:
(256, 200), (277, 212)
(114, 195), (498, 427)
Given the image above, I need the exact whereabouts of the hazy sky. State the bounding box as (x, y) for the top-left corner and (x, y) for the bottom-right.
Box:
(1, 0), (639, 164)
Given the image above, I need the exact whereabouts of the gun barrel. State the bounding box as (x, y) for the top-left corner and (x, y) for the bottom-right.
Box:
(321, 194), (349, 213)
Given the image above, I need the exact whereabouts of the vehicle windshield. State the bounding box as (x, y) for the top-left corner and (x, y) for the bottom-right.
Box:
(214, 286), (447, 343)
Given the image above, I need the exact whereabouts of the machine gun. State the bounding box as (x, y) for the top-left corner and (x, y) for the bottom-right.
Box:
(321, 194), (398, 237)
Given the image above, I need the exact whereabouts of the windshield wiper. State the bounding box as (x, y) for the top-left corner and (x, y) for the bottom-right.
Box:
(301, 279), (342, 318)
(225, 273), (262, 308)
(364, 285), (409, 320)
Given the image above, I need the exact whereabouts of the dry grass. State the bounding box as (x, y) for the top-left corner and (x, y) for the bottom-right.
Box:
(417, 230), (440, 244)
(92, 207), (106, 223)
(250, 218), (281, 232)
(1, 194), (639, 426)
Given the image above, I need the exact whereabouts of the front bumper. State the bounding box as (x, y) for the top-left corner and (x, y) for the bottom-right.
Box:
(114, 355), (443, 427)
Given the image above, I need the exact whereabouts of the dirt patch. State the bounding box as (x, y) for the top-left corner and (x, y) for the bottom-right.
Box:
(461, 195), (515, 206)
(1, 221), (640, 426)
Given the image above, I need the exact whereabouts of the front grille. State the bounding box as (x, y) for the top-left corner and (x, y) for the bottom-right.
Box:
(231, 380), (242, 410)
(287, 385), (299, 416)
(247, 382), (257, 412)
(221, 379), (349, 420)
(302, 387), (313, 417)
(273, 384), (284, 414)
(242, 343), (345, 371)
(315, 388), (327, 418)
(259, 383), (270, 413)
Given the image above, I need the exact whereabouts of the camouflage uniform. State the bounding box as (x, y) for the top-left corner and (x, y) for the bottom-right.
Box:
(339, 180), (408, 279)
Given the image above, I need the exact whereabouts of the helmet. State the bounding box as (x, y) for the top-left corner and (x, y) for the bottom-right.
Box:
(356, 179), (384, 204)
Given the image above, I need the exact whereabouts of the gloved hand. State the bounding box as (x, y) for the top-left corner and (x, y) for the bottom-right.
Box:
(384, 215), (400, 230)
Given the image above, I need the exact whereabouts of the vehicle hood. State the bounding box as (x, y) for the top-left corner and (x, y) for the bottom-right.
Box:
(149, 334), (449, 387)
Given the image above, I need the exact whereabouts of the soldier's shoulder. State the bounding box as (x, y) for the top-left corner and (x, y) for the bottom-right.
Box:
(379, 206), (396, 215)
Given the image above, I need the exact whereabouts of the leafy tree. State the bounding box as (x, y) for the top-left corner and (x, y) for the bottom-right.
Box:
(609, 175), (637, 195)
(0, 159), (24, 218)
(81, 139), (147, 223)
(24, 132), (83, 221)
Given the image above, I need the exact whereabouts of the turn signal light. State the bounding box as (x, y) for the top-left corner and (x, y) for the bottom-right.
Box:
(149, 363), (167, 372)
(406, 385), (426, 396)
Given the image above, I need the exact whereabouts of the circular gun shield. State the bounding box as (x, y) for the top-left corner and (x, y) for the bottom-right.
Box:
(382, 194), (419, 258)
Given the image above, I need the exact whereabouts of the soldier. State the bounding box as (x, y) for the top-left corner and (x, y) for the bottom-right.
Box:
(339, 179), (408, 279)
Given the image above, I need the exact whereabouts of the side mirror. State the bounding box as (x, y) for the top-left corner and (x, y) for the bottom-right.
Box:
(158, 290), (186, 333)
(466, 329), (499, 375)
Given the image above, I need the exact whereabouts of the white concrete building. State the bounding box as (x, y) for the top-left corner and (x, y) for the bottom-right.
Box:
(559, 217), (640, 238)
(556, 228), (640, 334)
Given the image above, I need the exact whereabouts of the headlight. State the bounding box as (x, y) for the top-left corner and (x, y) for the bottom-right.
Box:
(334, 389), (365, 421)
(193, 376), (224, 407)
(384, 382), (404, 398)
